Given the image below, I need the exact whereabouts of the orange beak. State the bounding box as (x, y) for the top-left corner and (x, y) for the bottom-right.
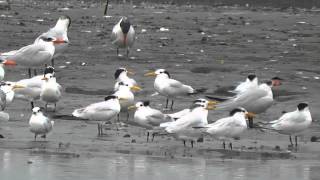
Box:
(3, 60), (17, 66)
(53, 38), (67, 44)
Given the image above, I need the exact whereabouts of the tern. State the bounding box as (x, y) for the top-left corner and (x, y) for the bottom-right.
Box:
(264, 103), (312, 147)
(128, 101), (172, 142)
(145, 69), (195, 110)
(1, 36), (56, 77)
(160, 99), (217, 148)
(35, 15), (71, 66)
(0, 82), (25, 109)
(13, 66), (57, 109)
(111, 17), (135, 57)
(114, 82), (141, 122)
(29, 107), (54, 141)
(209, 78), (282, 128)
(204, 107), (255, 150)
(114, 67), (137, 91)
(72, 95), (122, 136)
(40, 73), (62, 111)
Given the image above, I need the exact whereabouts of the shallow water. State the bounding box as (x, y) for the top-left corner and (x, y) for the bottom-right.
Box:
(1, 149), (320, 180)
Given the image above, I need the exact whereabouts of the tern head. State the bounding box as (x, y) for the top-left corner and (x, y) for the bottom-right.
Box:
(0, 81), (25, 91)
(230, 107), (255, 119)
(32, 107), (43, 115)
(104, 95), (118, 101)
(247, 74), (257, 81)
(118, 82), (141, 92)
(43, 66), (55, 77)
(42, 73), (54, 81)
(271, 77), (283, 86)
(114, 67), (134, 79)
(297, 103), (309, 111)
(144, 69), (170, 78)
(128, 101), (150, 110)
(120, 17), (131, 34)
(58, 15), (71, 29)
(190, 99), (217, 110)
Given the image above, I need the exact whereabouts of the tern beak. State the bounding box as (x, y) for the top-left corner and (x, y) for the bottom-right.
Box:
(126, 69), (135, 75)
(208, 100), (219, 106)
(3, 60), (17, 66)
(12, 84), (25, 90)
(118, 97), (128, 101)
(53, 38), (68, 44)
(41, 77), (48, 81)
(144, 71), (157, 77)
(205, 105), (216, 110)
(130, 85), (142, 92)
(245, 112), (256, 119)
(127, 106), (137, 110)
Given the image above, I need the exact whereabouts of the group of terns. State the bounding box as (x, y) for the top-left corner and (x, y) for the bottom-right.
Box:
(0, 13), (313, 149)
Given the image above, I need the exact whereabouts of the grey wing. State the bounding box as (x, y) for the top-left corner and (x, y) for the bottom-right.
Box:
(218, 87), (267, 109)
(146, 110), (166, 126)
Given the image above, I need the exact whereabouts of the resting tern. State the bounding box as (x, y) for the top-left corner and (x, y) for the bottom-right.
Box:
(114, 67), (137, 91)
(265, 103), (312, 147)
(211, 78), (282, 128)
(128, 101), (172, 142)
(72, 95), (122, 136)
(114, 82), (141, 122)
(40, 73), (62, 111)
(111, 17), (135, 57)
(29, 107), (54, 141)
(145, 69), (195, 110)
(35, 15), (71, 66)
(13, 66), (57, 109)
(1, 36), (56, 77)
(160, 99), (217, 148)
(231, 74), (258, 94)
(204, 107), (255, 150)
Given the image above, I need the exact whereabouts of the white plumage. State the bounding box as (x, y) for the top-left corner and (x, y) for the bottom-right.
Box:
(29, 107), (54, 141)
(111, 17), (135, 56)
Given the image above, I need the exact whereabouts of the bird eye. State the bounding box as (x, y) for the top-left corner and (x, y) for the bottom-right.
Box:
(140, 104), (143, 106)
(7, 83), (11, 86)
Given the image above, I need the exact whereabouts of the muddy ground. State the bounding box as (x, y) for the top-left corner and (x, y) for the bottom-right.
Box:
(0, 0), (320, 165)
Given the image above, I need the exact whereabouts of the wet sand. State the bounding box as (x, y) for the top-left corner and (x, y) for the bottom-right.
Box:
(0, 0), (320, 179)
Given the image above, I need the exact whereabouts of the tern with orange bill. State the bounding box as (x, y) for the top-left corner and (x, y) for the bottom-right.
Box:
(111, 17), (135, 57)
(35, 15), (71, 66)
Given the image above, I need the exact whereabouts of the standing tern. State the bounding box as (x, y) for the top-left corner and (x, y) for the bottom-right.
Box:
(160, 99), (217, 148)
(128, 101), (172, 142)
(114, 67), (137, 91)
(35, 15), (71, 66)
(264, 103), (312, 147)
(145, 69), (195, 110)
(111, 17), (135, 57)
(114, 82), (141, 122)
(204, 107), (255, 150)
(72, 95), (122, 136)
(1, 36), (56, 77)
(40, 73), (62, 111)
(12, 66), (57, 109)
(29, 107), (54, 141)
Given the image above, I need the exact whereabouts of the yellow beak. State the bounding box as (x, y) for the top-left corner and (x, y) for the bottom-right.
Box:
(208, 100), (219, 106)
(12, 84), (25, 90)
(127, 69), (135, 75)
(118, 97), (128, 101)
(130, 85), (142, 92)
(246, 112), (256, 119)
(205, 105), (216, 110)
(127, 105), (137, 110)
(144, 71), (157, 77)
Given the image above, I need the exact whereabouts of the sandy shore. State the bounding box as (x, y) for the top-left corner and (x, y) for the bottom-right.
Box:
(0, 0), (320, 161)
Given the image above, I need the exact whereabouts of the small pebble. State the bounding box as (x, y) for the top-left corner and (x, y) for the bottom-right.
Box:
(131, 139), (136, 143)
(123, 134), (130, 138)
